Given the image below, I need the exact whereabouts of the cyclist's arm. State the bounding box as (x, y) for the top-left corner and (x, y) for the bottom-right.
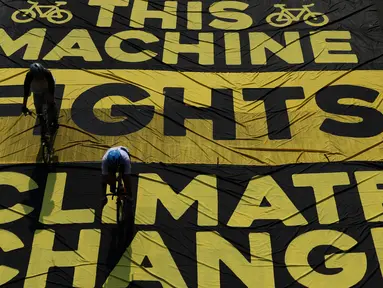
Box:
(121, 153), (133, 198)
(46, 70), (55, 96)
(101, 158), (109, 198)
(23, 72), (33, 106)
(101, 175), (108, 198)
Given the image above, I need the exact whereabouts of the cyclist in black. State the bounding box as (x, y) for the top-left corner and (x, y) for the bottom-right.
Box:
(21, 62), (59, 140)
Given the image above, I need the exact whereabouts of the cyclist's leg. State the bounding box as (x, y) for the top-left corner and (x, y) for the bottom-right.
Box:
(119, 173), (126, 194)
(107, 173), (117, 193)
(101, 174), (117, 207)
(117, 168), (127, 194)
(33, 92), (46, 140)
(121, 174), (133, 203)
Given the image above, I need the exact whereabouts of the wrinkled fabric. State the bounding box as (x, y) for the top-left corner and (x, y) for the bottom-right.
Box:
(1, 0), (383, 287)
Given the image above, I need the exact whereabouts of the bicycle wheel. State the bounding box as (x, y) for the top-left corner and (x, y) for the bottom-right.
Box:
(47, 10), (73, 24)
(42, 109), (52, 165)
(42, 136), (52, 165)
(42, 143), (51, 164)
(266, 13), (293, 27)
(11, 9), (36, 23)
(304, 13), (329, 26)
(116, 197), (125, 225)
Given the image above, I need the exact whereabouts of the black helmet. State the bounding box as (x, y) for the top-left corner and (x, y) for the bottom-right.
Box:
(29, 62), (45, 76)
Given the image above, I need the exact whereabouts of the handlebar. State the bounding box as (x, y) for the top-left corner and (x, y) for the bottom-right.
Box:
(106, 192), (125, 196)
(106, 192), (129, 201)
(106, 187), (126, 196)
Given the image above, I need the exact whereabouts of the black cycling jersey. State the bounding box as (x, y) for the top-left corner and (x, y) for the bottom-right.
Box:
(24, 69), (55, 97)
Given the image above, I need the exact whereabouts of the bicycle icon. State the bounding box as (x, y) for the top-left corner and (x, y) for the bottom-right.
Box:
(11, 0), (73, 24)
(266, 4), (329, 27)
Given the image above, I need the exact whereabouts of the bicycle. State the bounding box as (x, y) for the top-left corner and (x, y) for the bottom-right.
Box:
(41, 104), (58, 165)
(106, 173), (130, 227)
(24, 103), (58, 165)
(266, 3), (329, 27)
(11, 0), (73, 24)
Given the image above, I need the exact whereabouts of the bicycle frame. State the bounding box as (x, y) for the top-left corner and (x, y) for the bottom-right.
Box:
(25, 109), (52, 164)
(116, 172), (124, 194)
(107, 171), (125, 197)
(105, 171), (129, 226)
(25, 1), (64, 17)
(106, 190), (124, 200)
(277, 5), (315, 21)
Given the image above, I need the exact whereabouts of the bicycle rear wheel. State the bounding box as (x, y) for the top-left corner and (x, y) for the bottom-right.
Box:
(41, 109), (52, 165)
(42, 142), (51, 164)
(116, 196), (127, 225)
(11, 9), (36, 23)
(266, 12), (292, 27)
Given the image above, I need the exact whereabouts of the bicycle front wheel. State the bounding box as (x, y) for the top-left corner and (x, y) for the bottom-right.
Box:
(116, 197), (124, 225)
(47, 10), (73, 24)
(304, 13), (329, 26)
(11, 9), (36, 23)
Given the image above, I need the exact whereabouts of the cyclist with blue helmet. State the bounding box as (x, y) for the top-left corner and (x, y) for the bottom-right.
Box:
(101, 146), (133, 207)
(21, 62), (59, 140)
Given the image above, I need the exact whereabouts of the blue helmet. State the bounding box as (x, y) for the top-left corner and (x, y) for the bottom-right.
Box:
(106, 149), (121, 172)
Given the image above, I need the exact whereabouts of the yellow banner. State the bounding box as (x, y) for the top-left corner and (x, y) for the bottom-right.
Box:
(1, 68), (382, 165)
